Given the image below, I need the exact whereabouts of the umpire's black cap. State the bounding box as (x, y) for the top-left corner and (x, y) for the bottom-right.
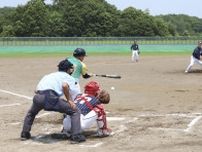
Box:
(73, 48), (87, 57)
(58, 59), (73, 72)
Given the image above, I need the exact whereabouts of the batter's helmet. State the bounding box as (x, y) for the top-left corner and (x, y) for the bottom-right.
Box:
(58, 59), (73, 72)
(73, 48), (86, 57)
(84, 81), (100, 96)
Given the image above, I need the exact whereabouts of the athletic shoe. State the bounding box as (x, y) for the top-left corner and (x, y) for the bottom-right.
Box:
(20, 132), (31, 140)
(97, 128), (112, 137)
(70, 134), (86, 144)
(185, 70), (188, 73)
(61, 128), (71, 138)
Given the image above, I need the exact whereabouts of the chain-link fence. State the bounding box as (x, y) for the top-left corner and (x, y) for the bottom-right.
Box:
(0, 37), (202, 46)
(0, 37), (201, 54)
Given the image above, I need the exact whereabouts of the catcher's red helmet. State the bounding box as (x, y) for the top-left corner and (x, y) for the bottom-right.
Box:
(84, 81), (100, 96)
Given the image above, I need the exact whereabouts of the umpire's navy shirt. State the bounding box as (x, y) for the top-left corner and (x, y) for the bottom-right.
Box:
(192, 46), (202, 60)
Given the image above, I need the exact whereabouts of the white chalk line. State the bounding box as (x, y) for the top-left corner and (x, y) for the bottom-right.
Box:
(9, 122), (21, 125)
(139, 113), (198, 118)
(0, 103), (21, 108)
(21, 113), (202, 147)
(0, 89), (32, 100)
(149, 127), (184, 132)
(80, 142), (103, 148)
(2, 89), (202, 143)
(36, 112), (52, 119)
(184, 116), (202, 132)
(107, 117), (125, 121)
(141, 113), (202, 133)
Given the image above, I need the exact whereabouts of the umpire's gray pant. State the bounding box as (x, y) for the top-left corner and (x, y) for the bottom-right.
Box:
(21, 90), (81, 135)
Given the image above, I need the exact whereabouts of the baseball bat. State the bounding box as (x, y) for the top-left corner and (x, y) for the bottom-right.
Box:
(95, 74), (121, 79)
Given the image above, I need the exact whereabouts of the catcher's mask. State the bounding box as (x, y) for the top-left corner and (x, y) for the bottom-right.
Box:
(58, 59), (73, 72)
(84, 81), (100, 96)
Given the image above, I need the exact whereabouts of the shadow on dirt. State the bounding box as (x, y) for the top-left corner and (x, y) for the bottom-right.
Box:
(29, 131), (99, 144)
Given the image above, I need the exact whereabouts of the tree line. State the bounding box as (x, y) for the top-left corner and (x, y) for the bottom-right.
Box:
(0, 0), (202, 37)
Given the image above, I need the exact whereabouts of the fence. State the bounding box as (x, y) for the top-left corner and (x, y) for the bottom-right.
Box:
(0, 37), (202, 46)
(0, 37), (201, 54)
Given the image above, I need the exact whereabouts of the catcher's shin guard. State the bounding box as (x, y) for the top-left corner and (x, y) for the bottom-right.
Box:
(96, 108), (111, 137)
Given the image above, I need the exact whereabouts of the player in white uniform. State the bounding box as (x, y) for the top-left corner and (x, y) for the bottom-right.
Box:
(21, 59), (86, 143)
(62, 81), (111, 137)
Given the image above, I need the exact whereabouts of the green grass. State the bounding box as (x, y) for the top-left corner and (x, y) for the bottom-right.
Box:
(0, 50), (190, 58)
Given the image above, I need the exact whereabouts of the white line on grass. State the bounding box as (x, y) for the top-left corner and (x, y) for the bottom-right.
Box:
(0, 89), (32, 100)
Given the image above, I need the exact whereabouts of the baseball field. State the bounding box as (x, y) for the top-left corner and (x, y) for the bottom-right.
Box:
(1, 52), (202, 152)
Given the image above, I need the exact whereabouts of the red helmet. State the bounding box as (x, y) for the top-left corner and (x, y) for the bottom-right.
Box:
(84, 81), (100, 96)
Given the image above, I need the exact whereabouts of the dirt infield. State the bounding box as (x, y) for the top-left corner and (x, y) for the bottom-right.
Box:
(1, 55), (202, 152)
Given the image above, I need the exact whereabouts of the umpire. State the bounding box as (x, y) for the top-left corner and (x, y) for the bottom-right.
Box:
(20, 59), (86, 143)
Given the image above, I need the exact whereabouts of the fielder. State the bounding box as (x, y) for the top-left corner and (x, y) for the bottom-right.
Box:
(185, 41), (202, 73)
(62, 81), (112, 137)
(130, 40), (140, 62)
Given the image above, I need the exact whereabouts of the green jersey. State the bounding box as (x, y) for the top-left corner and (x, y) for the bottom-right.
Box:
(67, 56), (88, 82)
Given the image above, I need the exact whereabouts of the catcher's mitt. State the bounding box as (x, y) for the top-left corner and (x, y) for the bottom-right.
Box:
(98, 90), (110, 104)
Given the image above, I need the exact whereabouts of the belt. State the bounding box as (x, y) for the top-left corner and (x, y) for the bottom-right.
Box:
(36, 90), (58, 96)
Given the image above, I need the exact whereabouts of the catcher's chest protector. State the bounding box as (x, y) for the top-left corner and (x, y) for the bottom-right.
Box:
(75, 94), (99, 115)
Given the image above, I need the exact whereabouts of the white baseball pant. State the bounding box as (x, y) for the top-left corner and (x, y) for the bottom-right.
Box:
(132, 50), (139, 62)
(185, 55), (202, 72)
(63, 110), (98, 132)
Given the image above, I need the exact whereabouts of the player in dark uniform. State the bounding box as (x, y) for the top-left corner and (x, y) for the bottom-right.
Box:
(130, 40), (140, 62)
(185, 41), (202, 73)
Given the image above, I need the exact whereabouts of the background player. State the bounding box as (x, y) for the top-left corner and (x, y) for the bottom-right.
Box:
(185, 41), (202, 73)
(130, 40), (140, 62)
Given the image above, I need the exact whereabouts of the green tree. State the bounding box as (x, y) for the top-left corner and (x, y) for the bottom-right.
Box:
(116, 7), (169, 36)
(1, 25), (15, 36)
(0, 7), (16, 36)
(12, 0), (49, 36)
(53, 0), (119, 36)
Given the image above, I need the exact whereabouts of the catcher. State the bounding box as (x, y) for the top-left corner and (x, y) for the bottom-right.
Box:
(62, 81), (112, 137)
